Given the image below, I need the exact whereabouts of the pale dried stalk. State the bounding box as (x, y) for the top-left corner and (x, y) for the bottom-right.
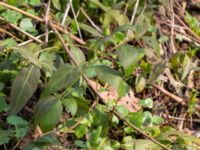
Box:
(44, 0), (51, 43)
(61, 0), (72, 25)
(80, 8), (102, 33)
(130, 0), (140, 25)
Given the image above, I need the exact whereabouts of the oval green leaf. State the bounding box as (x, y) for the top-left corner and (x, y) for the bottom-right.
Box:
(116, 44), (144, 76)
(34, 96), (63, 132)
(42, 63), (81, 97)
(10, 65), (40, 115)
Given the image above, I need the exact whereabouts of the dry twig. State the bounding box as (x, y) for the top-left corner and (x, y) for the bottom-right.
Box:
(152, 83), (186, 105)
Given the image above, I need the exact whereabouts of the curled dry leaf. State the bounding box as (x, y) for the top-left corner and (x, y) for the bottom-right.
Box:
(88, 80), (141, 112)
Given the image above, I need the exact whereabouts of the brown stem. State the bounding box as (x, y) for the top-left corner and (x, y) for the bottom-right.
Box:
(152, 83), (186, 106)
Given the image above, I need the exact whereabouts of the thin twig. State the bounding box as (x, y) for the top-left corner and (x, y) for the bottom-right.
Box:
(61, 0), (72, 26)
(50, 22), (171, 150)
(80, 8), (103, 33)
(130, 0), (140, 25)
(168, 116), (200, 123)
(170, 0), (176, 53)
(44, 0), (51, 43)
(50, 22), (78, 65)
(17, 32), (52, 46)
(0, 17), (44, 44)
(70, 1), (83, 40)
(152, 83), (186, 105)
(0, 28), (22, 42)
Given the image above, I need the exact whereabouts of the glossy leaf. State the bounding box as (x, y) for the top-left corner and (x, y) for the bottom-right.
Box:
(116, 44), (144, 76)
(95, 65), (129, 97)
(10, 65), (40, 115)
(34, 96), (63, 132)
(42, 64), (81, 97)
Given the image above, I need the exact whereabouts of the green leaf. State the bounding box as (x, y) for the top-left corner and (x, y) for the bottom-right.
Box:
(79, 23), (102, 37)
(134, 139), (162, 150)
(52, 0), (61, 10)
(151, 116), (164, 125)
(0, 38), (16, 51)
(181, 55), (192, 80)
(91, 105), (109, 136)
(1, 10), (22, 24)
(7, 115), (28, 138)
(0, 130), (14, 145)
(87, 126), (102, 147)
(30, 0), (41, 6)
(185, 12), (200, 36)
(128, 112), (146, 128)
(75, 140), (86, 148)
(139, 98), (153, 109)
(75, 98), (89, 117)
(135, 75), (146, 93)
(71, 47), (86, 65)
(116, 44), (144, 76)
(95, 65), (129, 97)
(10, 65), (41, 115)
(75, 124), (87, 138)
(34, 96), (63, 132)
(62, 97), (77, 116)
(22, 133), (58, 150)
(12, 46), (41, 67)
(115, 105), (129, 117)
(148, 62), (166, 84)
(121, 136), (134, 150)
(7, 115), (28, 127)
(19, 18), (36, 33)
(42, 64), (81, 97)
(0, 96), (8, 113)
(113, 25), (135, 33)
(134, 15), (150, 38)
(103, 9), (129, 27)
